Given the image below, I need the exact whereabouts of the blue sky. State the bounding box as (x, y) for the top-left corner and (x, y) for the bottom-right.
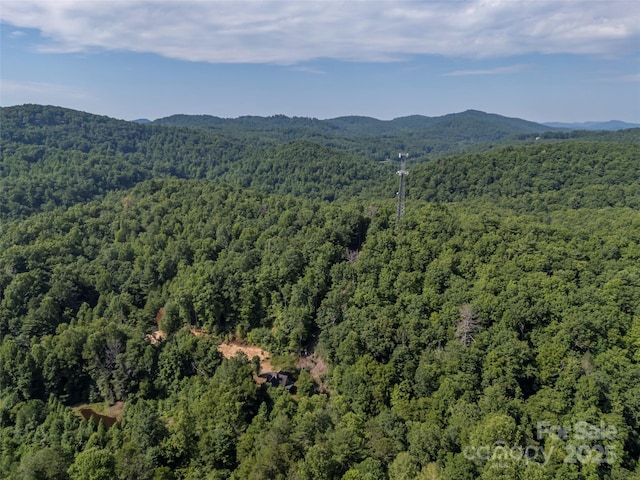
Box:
(1, 1), (639, 123)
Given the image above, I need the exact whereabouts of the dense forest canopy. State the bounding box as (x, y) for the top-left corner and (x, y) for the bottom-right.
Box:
(410, 142), (640, 210)
(2, 105), (638, 221)
(0, 105), (395, 220)
(0, 104), (639, 479)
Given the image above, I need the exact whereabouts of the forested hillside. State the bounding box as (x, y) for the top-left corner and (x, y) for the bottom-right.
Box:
(410, 142), (640, 210)
(0, 105), (391, 220)
(153, 109), (558, 159)
(0, 104), (639, 479)
(2, 105), (638, 221)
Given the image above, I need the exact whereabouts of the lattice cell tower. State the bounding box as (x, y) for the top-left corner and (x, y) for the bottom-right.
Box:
(396, 152), (409, 225)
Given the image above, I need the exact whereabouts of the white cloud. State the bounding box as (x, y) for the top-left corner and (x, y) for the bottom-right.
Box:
(0, 0), (638, 64)
(290, 66), (327, 75)
(444, 64), (531, 76)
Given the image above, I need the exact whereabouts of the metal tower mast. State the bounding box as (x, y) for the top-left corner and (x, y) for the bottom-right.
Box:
(396, 153), (409, 225)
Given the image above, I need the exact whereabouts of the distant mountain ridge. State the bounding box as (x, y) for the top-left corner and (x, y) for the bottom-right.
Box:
(153, 109), (555, 136)
(151, 109), (564, 158)
(544, 120), (640, 131)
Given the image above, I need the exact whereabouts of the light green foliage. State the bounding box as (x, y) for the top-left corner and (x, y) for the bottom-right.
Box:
(67, 447), (116, 480)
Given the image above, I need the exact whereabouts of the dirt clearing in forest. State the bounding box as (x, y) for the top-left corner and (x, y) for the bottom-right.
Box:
(146, 328), (166, 344)
(73, 401), (124, 429)
(217, 342), (273, 374)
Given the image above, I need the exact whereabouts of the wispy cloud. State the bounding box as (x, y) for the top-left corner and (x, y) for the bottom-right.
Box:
(615, 73), (640, 82)
(444, 64), (531, 76)
(0, 1), (638, 65)
(591, 71), (640, 83)
(1, 80), (90, 105)
(290, 66), (327, 75)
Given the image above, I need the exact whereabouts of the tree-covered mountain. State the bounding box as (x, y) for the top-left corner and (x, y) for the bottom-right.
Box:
(154, 109), (553, 137)
(1, 103), (639, 479)
(2, 105), (638, 222)
(153, 109), (561, 158)
(0, 105), (392, 220)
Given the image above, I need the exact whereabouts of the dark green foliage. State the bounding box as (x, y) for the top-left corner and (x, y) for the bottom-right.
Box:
(18, 446), (71, 480)
(153, 109), (565, 159)
(410, 141), (640, 211)
(152, 109), (639, 159)
(0, 105), (391, 220)
(5, 105), (637, 222)
(0, 104), (638, 479)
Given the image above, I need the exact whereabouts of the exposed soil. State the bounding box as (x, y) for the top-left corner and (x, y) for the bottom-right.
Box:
(146, 327), (166, 345)
(147, 320), (326, 391)
(217, 341), (273, 374)
(74, 401), (124, 429)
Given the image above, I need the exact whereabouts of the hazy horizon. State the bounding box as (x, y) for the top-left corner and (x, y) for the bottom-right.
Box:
(2, 1), (639, 123)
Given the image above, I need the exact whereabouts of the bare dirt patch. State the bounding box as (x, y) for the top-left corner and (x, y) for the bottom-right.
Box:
(146, 328), (166, 345)
(217, 342), (273, 374)
(73, 401), (124, 429)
